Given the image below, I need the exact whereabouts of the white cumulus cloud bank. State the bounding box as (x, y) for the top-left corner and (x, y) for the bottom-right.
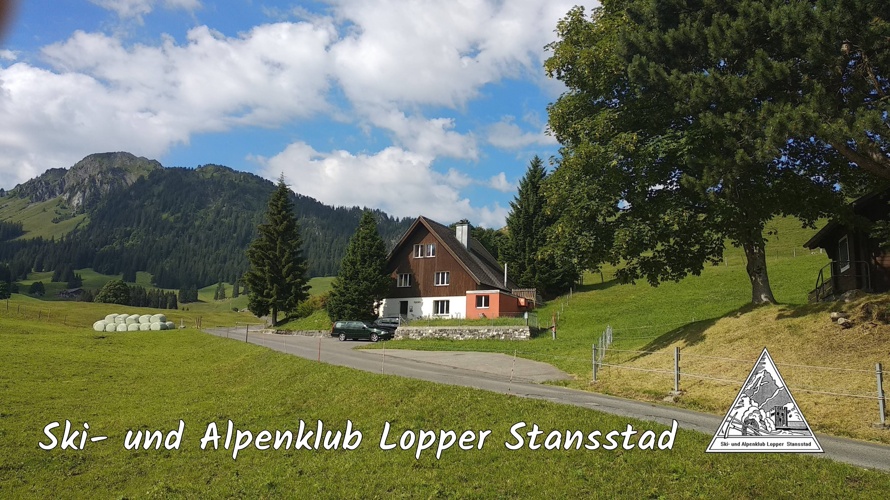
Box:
(0, 0), (591, 226)
(259, 142), (508, 228)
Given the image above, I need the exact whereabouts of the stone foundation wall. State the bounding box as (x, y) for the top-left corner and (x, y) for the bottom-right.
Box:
(394, 325), (531, 341)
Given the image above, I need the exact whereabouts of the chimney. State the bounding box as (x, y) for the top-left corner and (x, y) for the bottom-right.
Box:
(455, 219), (470, 250)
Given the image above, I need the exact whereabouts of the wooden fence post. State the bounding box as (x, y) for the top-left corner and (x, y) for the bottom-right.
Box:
(878, 363), (886, 427)
(674, 347), (681, 393)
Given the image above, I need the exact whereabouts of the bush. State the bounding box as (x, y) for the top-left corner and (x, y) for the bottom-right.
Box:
(295, 292), (329, 319)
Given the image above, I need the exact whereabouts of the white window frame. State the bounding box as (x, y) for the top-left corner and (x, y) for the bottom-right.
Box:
(475, 295), (490, 309)
(838, 235), (851, 272)
(397, 273), (412, 288)
(413, 244), (424, 258)
(434, 271), (450, 286)
(433, 300), (450, 316)
(426, 243), (436, 257)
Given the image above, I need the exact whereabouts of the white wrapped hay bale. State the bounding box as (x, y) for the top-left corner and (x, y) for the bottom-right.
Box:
(104, 314), (117, 323)
(127, 323), (140, 332)
(115, 314), (128, 324)
(165, 321), (175, 330)
(105, 323), (117, 332)
(139, 323), (150, 331)
(126, 314), (140, 325)
(150, 314), (167, 324)
(139, 314), (152, 324)
(150, 322), (162, 331)
(93, 320), (106, 332)
(116, 324), (128, 332)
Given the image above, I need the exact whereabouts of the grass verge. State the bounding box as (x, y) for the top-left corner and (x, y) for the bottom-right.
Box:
(1, 315), (889, 497)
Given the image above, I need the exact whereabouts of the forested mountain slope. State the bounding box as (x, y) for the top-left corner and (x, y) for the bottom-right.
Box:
(0, 154), (412, 288)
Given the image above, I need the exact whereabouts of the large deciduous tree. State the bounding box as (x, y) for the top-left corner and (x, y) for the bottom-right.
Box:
(243, 177), (310, 326)
(327, 211), (391, 321)
(503, 156), (578, 299)
(95, 279), (129, 305)
(544, 2), (868, 304)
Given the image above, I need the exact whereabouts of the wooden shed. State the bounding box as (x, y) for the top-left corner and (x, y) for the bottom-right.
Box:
(804, 190), (890, 301)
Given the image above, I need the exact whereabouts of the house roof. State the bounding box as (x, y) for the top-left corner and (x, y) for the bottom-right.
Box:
(804, 189), (890, 249)
(387, 216), (517, 292)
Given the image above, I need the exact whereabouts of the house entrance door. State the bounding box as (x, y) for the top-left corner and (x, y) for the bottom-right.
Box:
(399, 301), (408, 316)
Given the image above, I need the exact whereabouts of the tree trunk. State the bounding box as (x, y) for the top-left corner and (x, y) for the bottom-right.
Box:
(270, 306), (278, 327)
(743, 239), (776, 305)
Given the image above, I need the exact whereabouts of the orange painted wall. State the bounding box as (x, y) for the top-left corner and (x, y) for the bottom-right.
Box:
(465, 291), (526, 319)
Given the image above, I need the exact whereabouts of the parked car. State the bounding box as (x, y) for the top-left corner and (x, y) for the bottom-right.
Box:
(372, 316), (403, 333)
(330, 320), (393, 342)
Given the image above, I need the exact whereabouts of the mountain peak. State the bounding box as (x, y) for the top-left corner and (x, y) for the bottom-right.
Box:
(12, 152), (162, 211)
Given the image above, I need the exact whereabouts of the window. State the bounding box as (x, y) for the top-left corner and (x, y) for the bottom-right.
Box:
(433, 300), (450, 315)
(426, 243), (436, 257)
(475, 295), (490, 308)
(838, 235), (851, 272)
(434, 271), (450, 286)
(413, 244), (424, 258)
(397, 273), (412, 287)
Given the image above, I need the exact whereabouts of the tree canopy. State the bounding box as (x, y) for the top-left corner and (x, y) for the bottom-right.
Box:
(243, 177), (310, 326)
(327, 211), (391, 322)
(543, 1), (882, 303)
(502, 156), (578, 299)
(95, 279), (129, 305)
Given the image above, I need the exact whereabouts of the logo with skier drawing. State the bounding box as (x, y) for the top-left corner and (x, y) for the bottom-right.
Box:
(707, 348), (822, 453)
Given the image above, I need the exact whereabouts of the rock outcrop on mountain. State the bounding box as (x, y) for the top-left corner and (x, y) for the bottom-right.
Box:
(11, 152), (162, 211)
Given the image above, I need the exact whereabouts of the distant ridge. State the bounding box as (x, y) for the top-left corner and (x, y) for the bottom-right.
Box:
(0, 153), (413, 288)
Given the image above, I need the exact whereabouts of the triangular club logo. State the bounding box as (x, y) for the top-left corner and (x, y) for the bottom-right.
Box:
(707, 348), (822, 453)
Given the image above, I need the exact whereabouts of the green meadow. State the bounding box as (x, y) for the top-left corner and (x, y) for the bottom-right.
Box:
(1, 302), (889, 497)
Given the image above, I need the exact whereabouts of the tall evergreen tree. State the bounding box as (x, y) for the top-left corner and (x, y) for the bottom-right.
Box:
(503, 156), (578, 299)
(243, 177), (310, 326)
(214, 281), (226, 301)
(327, 211), (391, 321)
(232, 278), (240, 298)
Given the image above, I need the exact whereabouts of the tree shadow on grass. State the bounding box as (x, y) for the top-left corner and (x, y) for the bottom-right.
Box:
(619, 303), (755, 362)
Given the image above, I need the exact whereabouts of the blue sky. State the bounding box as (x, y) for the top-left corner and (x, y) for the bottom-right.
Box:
(0, 0), (597, 227)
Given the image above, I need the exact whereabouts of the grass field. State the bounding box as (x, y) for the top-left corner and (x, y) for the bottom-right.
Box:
(0, 196), (88, 240)
(1, 308), (889, 497)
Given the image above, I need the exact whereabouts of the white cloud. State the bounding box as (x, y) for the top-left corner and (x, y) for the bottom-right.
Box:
(488, 172), (514, 193)
(328, 0), (573, 109)
(486, 116), (556, 150)
(0, 0), (595, 226)
(258, 141), (507, 227)
(0, 22), (334, 187)
(89, 0), (201, 20)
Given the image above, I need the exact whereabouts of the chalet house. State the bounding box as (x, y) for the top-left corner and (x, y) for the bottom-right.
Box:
(804, 189), (890, 301)
(379, 216), (534, 320)
(57, 288), (84, 299)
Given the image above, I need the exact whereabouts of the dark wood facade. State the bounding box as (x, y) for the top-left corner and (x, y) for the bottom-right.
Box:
(805, 190), (890, 300)
(386, 222), (480, 299)
(381, 216), (526, 319)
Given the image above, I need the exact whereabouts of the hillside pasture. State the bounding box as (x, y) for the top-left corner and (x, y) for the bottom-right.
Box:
(1, 308), (888, 497)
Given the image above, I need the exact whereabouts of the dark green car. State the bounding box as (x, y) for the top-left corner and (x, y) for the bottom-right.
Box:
(331, 321), (393, 342)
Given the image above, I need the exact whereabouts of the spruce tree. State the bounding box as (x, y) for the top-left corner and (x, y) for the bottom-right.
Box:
(503, 156), (577, 299)
(243, 177), (310, 326)
(232, 278), (240, 298)
(327, 211), (391, 321)
(214, 281), (226, 301)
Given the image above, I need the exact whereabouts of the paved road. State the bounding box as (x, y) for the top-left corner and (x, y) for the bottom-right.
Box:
(205, 327), (890, 473)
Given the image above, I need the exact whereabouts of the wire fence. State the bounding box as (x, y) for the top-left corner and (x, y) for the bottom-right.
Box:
(592, 331), (888, 427)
